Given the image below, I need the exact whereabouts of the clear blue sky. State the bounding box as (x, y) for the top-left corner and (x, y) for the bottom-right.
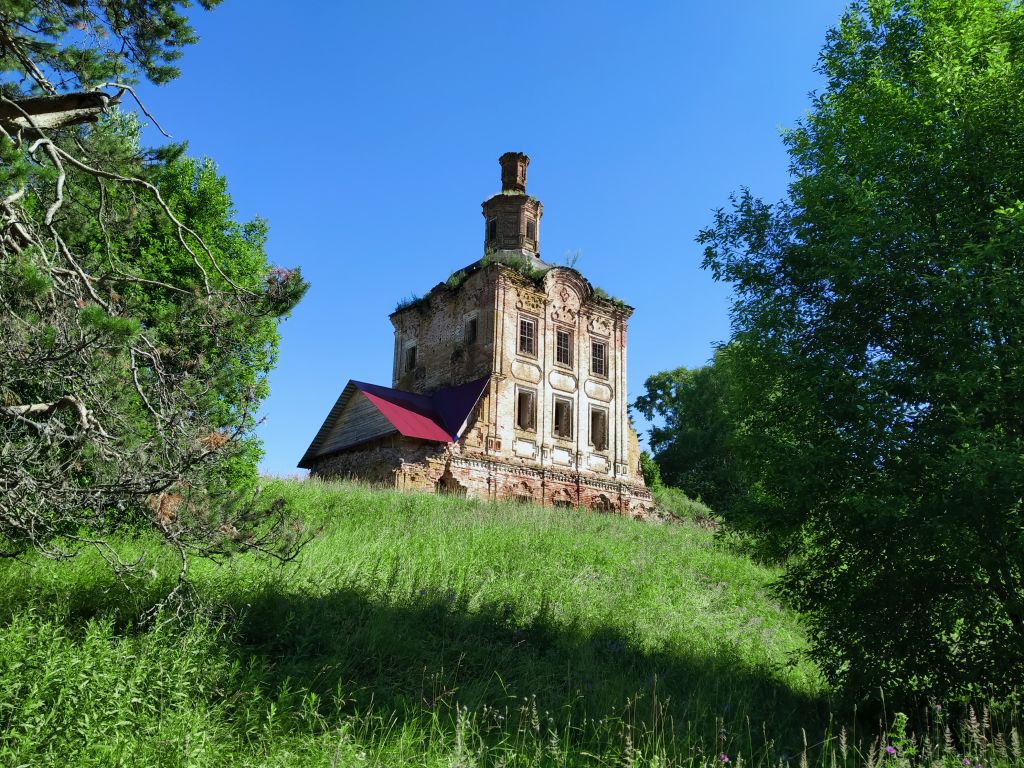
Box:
(131, 1), (849, 477)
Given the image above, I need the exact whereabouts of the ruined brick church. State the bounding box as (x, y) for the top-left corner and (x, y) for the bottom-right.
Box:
(299, 153), (653, 515)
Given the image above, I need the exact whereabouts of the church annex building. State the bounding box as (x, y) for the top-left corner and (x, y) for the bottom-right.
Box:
(299, 153), (653, 516)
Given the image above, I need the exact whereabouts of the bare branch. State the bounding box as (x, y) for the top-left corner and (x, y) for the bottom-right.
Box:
(0, 395), (109, 436)
(0, 26), (57, 95)
(94, 82), (172, 138)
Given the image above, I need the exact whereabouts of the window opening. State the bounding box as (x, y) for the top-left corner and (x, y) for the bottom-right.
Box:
(590, 406), (608, 451)
(526, 219), (536, 240)
(551, 491), (573, 509)
(519, 317), (536, 356)
(487, 218), (497, 241)
(516, 389), (536, 431)
(465, 317), (478, 345)
(405, 345), (417, 373)
(591, 341), (607, 377)
(553, 397), (573, 439)
(556, 329), (573, 367)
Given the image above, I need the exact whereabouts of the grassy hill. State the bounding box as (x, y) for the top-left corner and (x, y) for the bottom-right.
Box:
(0, 480), (1016, 766)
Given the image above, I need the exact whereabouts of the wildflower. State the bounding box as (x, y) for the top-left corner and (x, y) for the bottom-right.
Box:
(962, 759), (971, 766)
(886, 746), (897, 756)
(936, 704), (942, 711)
(719, 754), (730, 764)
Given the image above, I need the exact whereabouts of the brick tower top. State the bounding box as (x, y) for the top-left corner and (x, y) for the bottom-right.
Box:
(499, 151), (529, 192)
(482, 152), (543, 258)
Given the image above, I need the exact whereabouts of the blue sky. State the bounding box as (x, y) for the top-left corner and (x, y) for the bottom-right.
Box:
(131, 1), (849, 476)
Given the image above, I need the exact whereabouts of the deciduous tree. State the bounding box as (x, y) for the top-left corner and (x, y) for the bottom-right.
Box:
(633, 349), (743, 512)
(700, 0), (1024, 701)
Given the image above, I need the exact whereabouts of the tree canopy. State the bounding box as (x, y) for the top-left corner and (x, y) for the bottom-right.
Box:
(0, 0), (221, 93)
(0, 2), (309, 581)
(633, 348), (743, 512)
(699, 0), (1024, 702)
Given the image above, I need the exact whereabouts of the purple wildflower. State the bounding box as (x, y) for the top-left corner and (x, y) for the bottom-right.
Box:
(719, 754), (730, 764)
(885, 746), (897, 756)
(962, 759), (972, 766)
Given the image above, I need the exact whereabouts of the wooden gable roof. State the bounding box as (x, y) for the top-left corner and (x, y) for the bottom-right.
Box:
(298, 376), (489, 469)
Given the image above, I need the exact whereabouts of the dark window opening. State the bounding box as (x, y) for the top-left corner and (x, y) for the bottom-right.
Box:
(556, 329), (573, 366)
(526, 219), (536, 240)
(512, 482), (532, 504)
(436, 472), (467, 496)
(519, 317), (536, 356)
(487, 218), (497, 241)
(516, 389), (536, 431)
(590, 407), (608, 451)
(405, 345), (417, 373)
(465, 317), (478, 345)
(553, 398), (573, 439)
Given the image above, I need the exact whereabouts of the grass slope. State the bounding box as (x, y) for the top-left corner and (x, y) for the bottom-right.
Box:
(0, 480), (1018, 766)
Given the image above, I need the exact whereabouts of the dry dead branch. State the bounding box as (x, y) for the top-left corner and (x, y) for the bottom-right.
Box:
(0, 91), (311, 583)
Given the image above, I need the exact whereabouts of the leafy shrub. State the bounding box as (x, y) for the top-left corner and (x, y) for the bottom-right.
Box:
(482, 251), (549, 283)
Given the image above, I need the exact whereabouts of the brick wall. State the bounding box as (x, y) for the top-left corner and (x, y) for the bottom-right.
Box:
(379, 261), (652, 514)
(390, 267), (496, 393)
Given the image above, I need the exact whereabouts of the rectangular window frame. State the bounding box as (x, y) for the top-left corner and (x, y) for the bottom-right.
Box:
(555, 327), (573, 368)
(465, 316), (478, 345)
(591, 339), (608, 378)
(552, 396), (573, 440)
(589, 405), (609, 452)
(518, 315), (537, 357)
(405, 344), (417, 373)
(515, 387), (536, 432)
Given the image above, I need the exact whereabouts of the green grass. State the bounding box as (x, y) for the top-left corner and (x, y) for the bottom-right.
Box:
(0, 479), (1020, 766)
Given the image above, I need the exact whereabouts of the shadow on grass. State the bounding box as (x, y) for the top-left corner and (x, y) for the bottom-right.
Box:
(0, 561), (830, 757)
(226, 582), (829, 752)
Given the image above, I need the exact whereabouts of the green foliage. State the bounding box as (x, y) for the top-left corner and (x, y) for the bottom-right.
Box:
(638, 450), (663, 489)
(0, 106), (308, 560)
(699, 0), (1024, 703)
(0, 479), (817, 765)
(633, 348), (744, 514)
(2, 480), (1022, 765)
(0, 0), (221, 91)
(5, 251), (51, 299)
(0, 136), (29, 194)
(78, 303), (140, 342)
(650, 484), (720, 529)
(393, 293), (430, 314)
(445, 268), (468, 289)
(482, 250), (550, 282)
(591, 286), (628, 309)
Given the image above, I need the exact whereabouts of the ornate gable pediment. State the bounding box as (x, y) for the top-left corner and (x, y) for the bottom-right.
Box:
(544, 268), (592, 325)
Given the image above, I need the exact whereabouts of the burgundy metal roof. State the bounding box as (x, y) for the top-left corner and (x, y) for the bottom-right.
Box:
(298, 376), (490, 468)
(356, 386), (454, 443)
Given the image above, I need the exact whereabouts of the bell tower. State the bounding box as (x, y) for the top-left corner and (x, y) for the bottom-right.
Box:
(481, 152), (544, 258)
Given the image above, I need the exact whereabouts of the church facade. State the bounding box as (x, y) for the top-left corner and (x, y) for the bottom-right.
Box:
(299, 153), (653, 516)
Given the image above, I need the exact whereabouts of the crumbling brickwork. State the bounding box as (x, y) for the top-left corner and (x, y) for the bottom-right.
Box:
(308, 153), (653, 517)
